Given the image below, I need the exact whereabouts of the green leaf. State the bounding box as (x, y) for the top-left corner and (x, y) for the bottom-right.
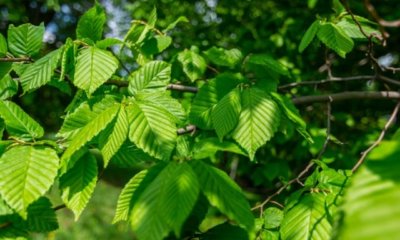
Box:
(131, 162), (200, 239)
(58, 95), (118, 140)
(59, 38), (75, 82)
(299, 20), (321, 52)
(203, 47), (243, 68)
(189, 73), (242, 129)
(95, 38), (123, 49)
(0, 146), (59, 218)
(110, 141), (154, 168)
(61, 102), (119, 162)
(232, 88), (281, 160)
(316, 22), (354, 58)
(164, 16), (189, 32)
(7, 23), (44, 57)
(280, 193), (332, 240)
(128, 61), (171, 95)
(136, 92), (186, 122)
(141, 35), (172, 55)
(338, 140), (400, 240)
(0, 33), (7, 56)
(190, 160), (254, 231)
(270, 92), (313, 143)
(148, 7), (158, 28)
(200, 222), (250, 240)
(336, 19), (380, 40)
(101, 105), (129, 167)
(76, 3), (106, 41)
(0, 75), (18, 100)
(177, 49), (207, 82)
(60, 152), (98, 220)
(245, 54), (289, 77)
(0, 100), (44, 140)
(73, 47), (119, 95)
(23, 197), (58, 232)
(263, 207), (283, 229)
(113, 164), (165, 223)
(127, 101), (177, 160)
(0, 62), (12, 80)
(20, 48), (62, 92)
(211, 88), (241, 139)
(192, 137), (247, 159)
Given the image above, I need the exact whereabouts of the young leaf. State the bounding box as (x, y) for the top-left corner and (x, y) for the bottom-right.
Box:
(280, 193), (332, 240)
(73, 47), (119, 95)
(211, 88), (241, 139)
(131, 162), (200, 239)
(177, 49), (207, 82)
(128, 60), (171, 95)
(127, 101), (177, 160)
(76, 3), (106, 41)
(95, 38), (123, 49)
(164, 16), (189, 32)
(203, 47), (243, 68)
(245, 54), (289, 77)
(299, 20), (321, 52)
(60, 152), (98, 220)
(7, 23), (44, 57)
(0, 75), (18, 100)
(0, 100), (44, 140)
(316, 22), (354, 58)
(0, 146), (59, 218)
(61, 103), (119, 162)
(148, 7), (158, 28)
(338, 140), (400, 240)
(232, 88), (281, 160)
(101, 105), (129, 167)
(19, 48), (62, 92)
(113, 164), (166, 223)
(190, 160), (254, 231)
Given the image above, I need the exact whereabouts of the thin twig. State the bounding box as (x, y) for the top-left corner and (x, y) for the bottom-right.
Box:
(0, 57), (32, 62)
(352, 101), (400, 172)
(252, 101), (333, 214)
(278, 75), (375, 90)
(292, 91), (400, 105)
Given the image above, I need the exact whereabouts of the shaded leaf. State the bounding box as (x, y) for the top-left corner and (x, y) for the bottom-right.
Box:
(204, 47), (243, 68)
(317, 22), (354, 58)
(0, 100), (44, 140)
(190, 160), (254, 231)
(60, 152), (98, 220)
(299, 20), (321, 52)
(0, 75), (18, 100)
(177, 49), (207, 82)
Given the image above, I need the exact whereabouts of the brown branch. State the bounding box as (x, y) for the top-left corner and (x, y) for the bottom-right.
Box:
(364, 0), (400, 28)
(0, 57), (32, 62)
(167, 84), (198, 93)
(352, 101), (400, 172)
(292, 91), (400, 105)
